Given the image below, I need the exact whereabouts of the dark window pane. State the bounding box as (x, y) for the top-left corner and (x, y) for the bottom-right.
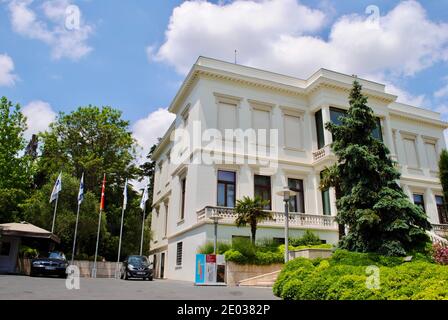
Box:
(315, 110), (325, 149)
(254, 175), (271, 210)
(217, 183), (226, 207)
(288, 179), (305, 213)
(176, 242), (183, 266)
(0, 242), (11, 256)
(330, 107), (347, 126)
(322, 189), (331, 216)
(372, 118), (383, 141)
(218, 170), (236, 183)
(227, 184), (235, 208)
(413, 194), (425, 213)
(435, 196), (448, 224)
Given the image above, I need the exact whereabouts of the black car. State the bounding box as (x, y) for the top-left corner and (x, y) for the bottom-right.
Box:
(30, 252), (68, 278)
(121, 255), (153, 281)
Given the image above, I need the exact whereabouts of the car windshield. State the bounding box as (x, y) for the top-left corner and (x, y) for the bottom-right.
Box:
(48, 252), (65, 260)
(128, 256), (148, 266)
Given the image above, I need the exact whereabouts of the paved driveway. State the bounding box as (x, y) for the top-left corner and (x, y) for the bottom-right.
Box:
(0, 275), (278, 300)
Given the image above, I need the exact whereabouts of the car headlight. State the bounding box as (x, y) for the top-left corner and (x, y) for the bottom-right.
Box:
(128, 264), (135, 270)
(33, 261), (43, 265)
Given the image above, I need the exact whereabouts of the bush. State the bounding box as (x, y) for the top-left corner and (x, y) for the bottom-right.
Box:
(197, 241), (231, 255)
(289, 230), (322, 247)
(433, 244), (448, 265)
(273, 249), (448, 300)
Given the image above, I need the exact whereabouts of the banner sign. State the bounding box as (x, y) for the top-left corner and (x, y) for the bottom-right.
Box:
(195, 254), (226, 285)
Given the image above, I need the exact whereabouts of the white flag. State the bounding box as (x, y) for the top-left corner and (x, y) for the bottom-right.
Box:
(50, 172), (62, 203)
(78, 173), (84, 205)
(123, 179), (128, 210)
(140, 185), (148, 211)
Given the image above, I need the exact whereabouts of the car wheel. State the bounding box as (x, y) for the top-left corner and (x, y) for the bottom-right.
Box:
(148, 276), (153, 281)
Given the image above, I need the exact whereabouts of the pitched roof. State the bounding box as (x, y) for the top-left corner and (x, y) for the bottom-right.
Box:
(0, 222), (60, 243)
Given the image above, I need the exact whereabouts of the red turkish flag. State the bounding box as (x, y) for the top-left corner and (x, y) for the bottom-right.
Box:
(100, 174), (106, 210)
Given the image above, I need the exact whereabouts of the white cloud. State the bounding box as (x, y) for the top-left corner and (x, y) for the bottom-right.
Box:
(132, 108), (175, 164)
(435, 83), (448, 99)
(8, 0), (93, 60)
(0, 53), (18, 86)
(151, 0), (326, 74)
(152, 0), (448, 82)
(22, 100), (57, 140)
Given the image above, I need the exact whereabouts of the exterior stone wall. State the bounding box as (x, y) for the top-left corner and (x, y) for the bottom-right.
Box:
(226, 262), (283, 286)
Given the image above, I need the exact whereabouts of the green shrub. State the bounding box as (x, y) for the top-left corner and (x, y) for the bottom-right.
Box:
(289, 230), (322, 247)
(273, 249), (448, 300)
(197, 241), (231, 255)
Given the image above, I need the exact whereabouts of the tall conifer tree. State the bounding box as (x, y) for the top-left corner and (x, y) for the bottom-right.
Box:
(323, 81), (431, 256)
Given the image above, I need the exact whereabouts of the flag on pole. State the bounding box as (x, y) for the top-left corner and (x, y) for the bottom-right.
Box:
(50, 172), (62, 203)
(100, 174), (106, 210)
(140, 184), (148, 211)
(78, 173), (84, 205)
(123, 179), (128, 210)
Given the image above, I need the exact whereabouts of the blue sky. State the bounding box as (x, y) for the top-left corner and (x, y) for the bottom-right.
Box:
(1, 0), (448, 157)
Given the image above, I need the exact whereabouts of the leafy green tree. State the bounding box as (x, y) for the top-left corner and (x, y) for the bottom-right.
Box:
(322, 81), (431, 256)
(37, 105), (140, 192)
(235, 196), (272, 244)
(140, 143), (158, 208)
(439, 149), (448, 203)
(0, 96), (30, 190)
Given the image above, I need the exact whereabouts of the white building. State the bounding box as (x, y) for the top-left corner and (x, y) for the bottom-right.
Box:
(149, 57), (448, 282)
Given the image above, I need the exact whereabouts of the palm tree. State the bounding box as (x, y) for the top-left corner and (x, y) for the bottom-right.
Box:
(235, 196), (272, 244)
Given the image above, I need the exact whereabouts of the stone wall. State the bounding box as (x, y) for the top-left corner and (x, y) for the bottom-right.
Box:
(17, 258), (122, 278)
(289, 248), (333, 260)
(226, 262), (283, 286)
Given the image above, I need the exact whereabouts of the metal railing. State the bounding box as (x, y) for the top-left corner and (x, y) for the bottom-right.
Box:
(197, 206), (338, 230)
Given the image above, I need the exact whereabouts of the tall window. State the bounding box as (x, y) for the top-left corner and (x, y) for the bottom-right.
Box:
(217, 170), (236, 207)
(320, 171), (331, 216)
(176, 242), (183, 267)
(435, 196), (448, 224)
(218, 102), (237, 135)
(164, 202), (169, 237)
(180, 177), (186, 220)
(288, 178), (305, 213)
(372, 118), (383, 141)
(413, 194), (425, 213)
(254, 175), (271, 210)
(315, 110), (325, 149)
(329, 107), (383, 141)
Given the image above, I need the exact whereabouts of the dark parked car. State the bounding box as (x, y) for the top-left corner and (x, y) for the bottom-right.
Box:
(121, 255), (153, 281)
(30, 252), (68, 278)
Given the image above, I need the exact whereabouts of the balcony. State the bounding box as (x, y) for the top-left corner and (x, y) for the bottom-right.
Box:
(197, 206), (338, 230)
(312, 145), (333, 163)
(432, 224), (448, 238)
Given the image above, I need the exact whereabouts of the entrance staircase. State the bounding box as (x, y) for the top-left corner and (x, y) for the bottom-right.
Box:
(427, 231), (448, 247)
(237, 270), (281, 287)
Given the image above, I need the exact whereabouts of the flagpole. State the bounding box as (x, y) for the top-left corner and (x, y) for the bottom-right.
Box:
(116, 204), (126, 278)
(92, 174), (106, 279)
(71, 202), (81, 265)
(139, 205), (146, 256)
(92, 207), (102, 278)
(51, 194), (59, 234)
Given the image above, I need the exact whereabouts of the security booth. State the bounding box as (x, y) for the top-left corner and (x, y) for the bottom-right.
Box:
(0, 222), (60, 274)
(195, 254), (226, 286)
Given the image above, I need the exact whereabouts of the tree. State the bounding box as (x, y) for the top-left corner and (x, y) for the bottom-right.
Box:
(140, 143), (159, 208)
(0, 96), (30, 190)
(37, 105), (140, 192)
(439, 149), (448, 203)
(322, 81), (431, 256)
(235, 196), (272, 244)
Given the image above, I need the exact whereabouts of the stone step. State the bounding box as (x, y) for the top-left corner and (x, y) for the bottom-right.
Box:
(238, 270), (281, 287)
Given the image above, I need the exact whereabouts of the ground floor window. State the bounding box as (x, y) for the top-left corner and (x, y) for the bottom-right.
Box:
(217, 170), (236, 207)
(0, 242), (10, 256)
(413, 194), (426, 213)
(436, 195), (448, 224)
(176, 242), (183, 267)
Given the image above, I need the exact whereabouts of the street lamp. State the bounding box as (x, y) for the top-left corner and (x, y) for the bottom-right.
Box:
(276, 187), (297, 263)
(209, 212), (223, 254)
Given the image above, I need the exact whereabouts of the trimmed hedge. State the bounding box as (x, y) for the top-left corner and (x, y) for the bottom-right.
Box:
(273, 250), (448, 300)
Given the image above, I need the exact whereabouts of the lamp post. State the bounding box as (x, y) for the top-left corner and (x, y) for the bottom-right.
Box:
(276, 187), (297, 263)
(209, 212), (223, 254)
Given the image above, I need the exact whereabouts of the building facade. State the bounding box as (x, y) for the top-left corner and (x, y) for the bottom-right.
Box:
(149, 57), (448, 282)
